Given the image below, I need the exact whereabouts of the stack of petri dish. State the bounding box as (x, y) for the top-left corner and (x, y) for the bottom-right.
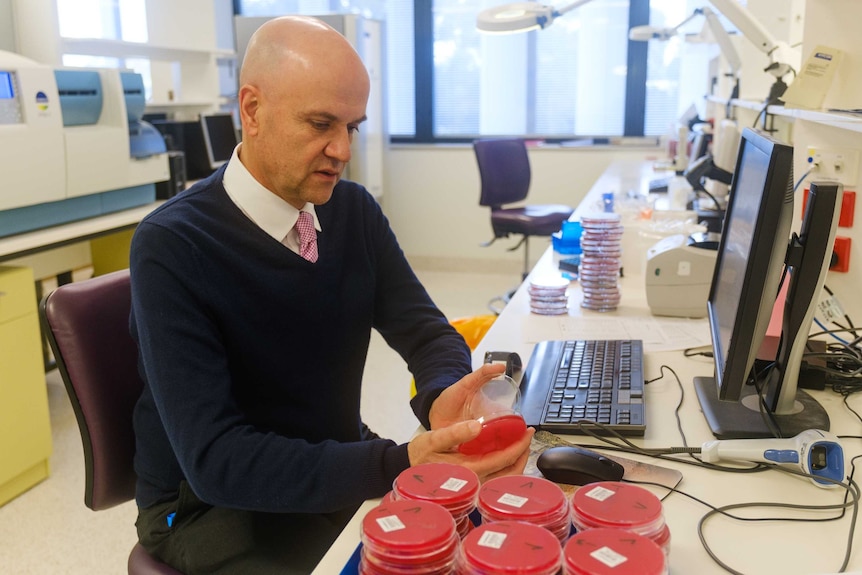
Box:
(360, 499), (459, 575)
(569, 482), (670, 558)
(458, 520), (563, 575)
(392, 462), (480, 539)
(476, 475), (571, 543)
(528, 274), (570, 315)
(578, 213), (623, 311)
(562, 527), (667, 575)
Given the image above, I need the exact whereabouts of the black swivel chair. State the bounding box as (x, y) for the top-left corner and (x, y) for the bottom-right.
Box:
(474, 138), (574, 311)
(39, 269), (184, 575)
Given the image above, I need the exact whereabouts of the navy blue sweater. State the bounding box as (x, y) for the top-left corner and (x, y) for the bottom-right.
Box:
(130, 169), (471, 513)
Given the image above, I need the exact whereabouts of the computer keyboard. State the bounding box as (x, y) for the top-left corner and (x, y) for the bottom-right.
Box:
(519, 339), (646, 436)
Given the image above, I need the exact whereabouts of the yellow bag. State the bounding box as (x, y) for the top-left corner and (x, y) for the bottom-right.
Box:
(410, 314), (497, 397)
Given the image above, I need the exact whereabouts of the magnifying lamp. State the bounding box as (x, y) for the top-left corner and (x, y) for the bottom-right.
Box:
(476, 0), (596, 33)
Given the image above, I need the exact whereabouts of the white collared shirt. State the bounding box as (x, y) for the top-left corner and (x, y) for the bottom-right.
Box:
(222, 143), (321, 254)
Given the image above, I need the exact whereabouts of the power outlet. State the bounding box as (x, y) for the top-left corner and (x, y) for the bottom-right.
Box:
(806, 147), (860, 185)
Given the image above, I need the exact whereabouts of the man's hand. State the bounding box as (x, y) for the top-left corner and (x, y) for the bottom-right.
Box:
(427, 363), (507, 430)
(408, 362), (535, 481)
(406, 418), (534, 481)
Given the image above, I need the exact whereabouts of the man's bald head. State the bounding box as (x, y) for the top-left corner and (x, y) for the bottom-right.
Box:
(240, 16), (364, 91)
(235, 16), (370, 209)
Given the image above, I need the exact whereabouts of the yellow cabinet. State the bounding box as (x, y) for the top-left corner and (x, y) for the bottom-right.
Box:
(0, 266), (52, 506)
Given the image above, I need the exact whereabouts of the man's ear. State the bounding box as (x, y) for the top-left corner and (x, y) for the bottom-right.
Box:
(238, 85), (261, 136)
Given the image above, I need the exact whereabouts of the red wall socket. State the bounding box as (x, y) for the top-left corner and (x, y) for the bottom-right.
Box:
(831, 236), (852, 273)
(802, 189), (855, 227)
(840, 190), (855, 227)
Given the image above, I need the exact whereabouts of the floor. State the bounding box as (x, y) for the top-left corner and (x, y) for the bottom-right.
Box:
(0, 266), (517, 574)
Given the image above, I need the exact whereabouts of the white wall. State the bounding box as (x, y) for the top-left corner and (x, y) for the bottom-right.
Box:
(384, 145), (662, 274)
(0, 0), (16, 52)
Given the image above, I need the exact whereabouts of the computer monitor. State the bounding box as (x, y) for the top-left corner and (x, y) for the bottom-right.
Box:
(693, 128), (842, 439)
(200, 113), (239, 171)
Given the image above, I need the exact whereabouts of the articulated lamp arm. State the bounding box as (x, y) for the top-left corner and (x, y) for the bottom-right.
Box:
(706, 0), (795, 78)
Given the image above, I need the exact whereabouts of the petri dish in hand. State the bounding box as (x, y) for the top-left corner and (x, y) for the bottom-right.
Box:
(458, 375), (527, 456)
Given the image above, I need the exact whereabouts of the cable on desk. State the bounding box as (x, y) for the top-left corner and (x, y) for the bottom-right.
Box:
(629, 459), (860, 575)
(546, 360), (862, 572)
(645, 364), (689, 449)
(683, 345), (713, 359)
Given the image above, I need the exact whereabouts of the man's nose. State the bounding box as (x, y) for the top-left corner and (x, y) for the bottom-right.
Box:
(325, 130), (353, 163)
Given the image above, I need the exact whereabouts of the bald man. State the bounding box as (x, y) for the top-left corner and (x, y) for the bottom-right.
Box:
(129, 16), (533, 574)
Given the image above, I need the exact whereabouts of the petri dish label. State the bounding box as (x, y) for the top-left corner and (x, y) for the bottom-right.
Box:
(585, 485), (616, 502)
(376, 514), (406, 533)
(440, 477), (468, 492)
(477, 530), (508, 549)
(591, 546), (628, 568)
(497, 493), (528, 508)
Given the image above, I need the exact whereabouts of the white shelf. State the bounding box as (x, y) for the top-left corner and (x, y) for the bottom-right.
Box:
(145, 100), (215, 110)
(771, 107), (862, 134)
(61, 38), (234, 62)
(707, 96), (862, 134)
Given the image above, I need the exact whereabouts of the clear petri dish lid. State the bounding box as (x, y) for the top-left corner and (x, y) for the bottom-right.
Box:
(458, 375), (527, 456)
(463, 374), (521, 423)
(529, 273), (571, 291)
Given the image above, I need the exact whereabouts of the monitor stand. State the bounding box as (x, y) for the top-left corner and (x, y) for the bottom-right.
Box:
(694, 376), (830, 439)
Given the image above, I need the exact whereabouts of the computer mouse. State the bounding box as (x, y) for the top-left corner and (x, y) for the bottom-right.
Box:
(536, 446), (625, 486)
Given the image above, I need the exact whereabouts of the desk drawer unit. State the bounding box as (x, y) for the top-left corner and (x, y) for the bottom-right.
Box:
(0, 266), (52, 506)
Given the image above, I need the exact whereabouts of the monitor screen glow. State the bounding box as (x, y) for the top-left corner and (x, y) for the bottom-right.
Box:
(200, 113), (239, 170)
(0, 72), (14, 99)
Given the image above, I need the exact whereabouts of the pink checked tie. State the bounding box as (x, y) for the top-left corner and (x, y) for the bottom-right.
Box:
(295, 211), (318, 263)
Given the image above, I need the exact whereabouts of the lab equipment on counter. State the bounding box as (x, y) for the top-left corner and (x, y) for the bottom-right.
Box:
(0, 50), (168, 238)
(645, 234), (717, 318)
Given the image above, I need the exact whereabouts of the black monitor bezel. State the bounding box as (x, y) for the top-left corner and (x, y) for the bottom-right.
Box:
(705, 127), (795, 403)
(200, 112), (238, 170)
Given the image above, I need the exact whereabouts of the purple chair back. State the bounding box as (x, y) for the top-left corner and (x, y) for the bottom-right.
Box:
(474, 138), (532, 208)
(40, 269), (139, 511)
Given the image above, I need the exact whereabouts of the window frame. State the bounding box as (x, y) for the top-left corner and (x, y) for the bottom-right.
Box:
(394, 0), (650, 144)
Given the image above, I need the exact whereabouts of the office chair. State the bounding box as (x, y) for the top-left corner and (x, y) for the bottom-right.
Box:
(473, 138), (574, 311)
(39, 269), (183, 575)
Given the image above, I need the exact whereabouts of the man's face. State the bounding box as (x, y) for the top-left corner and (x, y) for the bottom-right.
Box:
(245, 63), (369, 209)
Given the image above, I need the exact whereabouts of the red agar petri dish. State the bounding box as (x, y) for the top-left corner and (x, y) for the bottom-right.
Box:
(570, 482), (669, 555)
(458, 414), (528, 456)
(477, 475), (570, 542)
(459, 520), (563, 575)
(562, 528), (666, 575)
(360, 499), (458, 574)
(392, 463), (479, 539)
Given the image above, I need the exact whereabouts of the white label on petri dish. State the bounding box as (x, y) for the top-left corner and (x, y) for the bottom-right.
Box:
(585, 485), (616, 502)
(376, 515), (406, 533)
(497, 493), (528, 508)
(441, 477), (468, 492)
(478, 530), (508, 549)
(591, 546), (628, 567)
